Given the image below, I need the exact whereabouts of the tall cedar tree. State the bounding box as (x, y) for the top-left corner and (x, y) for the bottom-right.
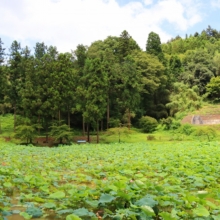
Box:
(86, 38), (120, 129)
(8, 41), (24, 131)
(74, 45), (88, 134)
(34, 42), (47, 59)
(118, 30), (140, 62)
(49, 53), (76, 127)
(0, 38), (7, 103)
(81, 58), (108, 143)
(146, 32), (165, 63)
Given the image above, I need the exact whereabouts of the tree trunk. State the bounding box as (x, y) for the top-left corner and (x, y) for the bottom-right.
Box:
(83, 117), (85, 136)
(38, 115), (40, 135)
(58, 110), (61, 123)
(46, 121), (48, 143)
(14, 104), (16, 132)
(107, 98), (110, 129)
(68, 110), (70, 130)
(101, 120), (103, 132)
(87, 123), (90, 143)
(128, 108), (131, 130)
(97, 120), (99, 143)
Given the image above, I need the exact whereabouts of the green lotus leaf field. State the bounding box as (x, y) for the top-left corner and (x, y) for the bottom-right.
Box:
(1, 142), (220, 219)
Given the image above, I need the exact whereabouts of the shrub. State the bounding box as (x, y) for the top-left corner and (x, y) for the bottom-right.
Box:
(177, 123), (195, 135)
(106, 127), (131, 136)
(157, 110), (168, 119)
(139, 116), (158, 133)
(169, 135), (184, 141)
(170, 120), (181, 130)
(159, 117), (181, 131)
(193, 127), (217, 141)
(14, 117), (41, 144)
(147, 135), (156, 140)
(160, 117), (173, 130)
(49, 121), (73, 144)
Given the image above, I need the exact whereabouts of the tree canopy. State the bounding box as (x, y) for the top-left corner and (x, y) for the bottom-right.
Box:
(1, 26), (220, 141)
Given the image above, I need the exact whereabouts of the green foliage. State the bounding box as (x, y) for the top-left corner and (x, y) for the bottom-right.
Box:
(8, 41), (23, 105)
(166, 83), (203, 117)
(160, 117), (173, 130)
(14, 117), (41, 144)
(168, 54), (183, 81)
(146, 135), (156, 140)
(66, 214), (82, 220)
(108, 118), (120, 128)
(139, 116), (158, 133)
(180, 49), (215, 95)
(3, 26), (220, 138)
(177, 123), (195, 135)
(193, 127), (217, 141)
(132, 50), (167, 119)
(106, 127), (132, 136)
(49, 52), (76, 115)
(206, 76), (220, 102)
(0, 38), (5, 64)
(74, 44), (87, 68)
(162, 26), (220, 55)
(49, 121), (73, 144)
(146, 32), (163, 57)
(34, 42), (47, 59)
(160, 117), (181, 130)
(118, 30), (140, 61)
(81, 57), (108, 123)
(26, 206), (43, 218)
(0, 114), (14, 135)
(2, 142), (220, 219)
(132, 50), (165, 95)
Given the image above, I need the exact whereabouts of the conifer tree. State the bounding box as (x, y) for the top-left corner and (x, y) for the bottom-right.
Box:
(8, 41), (24, 131)
(81, 58), (108, 143)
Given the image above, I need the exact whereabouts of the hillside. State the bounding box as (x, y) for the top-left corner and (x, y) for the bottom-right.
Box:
(182, 104), (220, 125)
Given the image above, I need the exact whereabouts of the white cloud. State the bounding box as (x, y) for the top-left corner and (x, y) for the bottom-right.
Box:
(143, 0), (153, 6)
(0, 0), (204, 52)
(211, 0), (220, 8)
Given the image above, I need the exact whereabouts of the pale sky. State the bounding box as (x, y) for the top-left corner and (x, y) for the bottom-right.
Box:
(1, 0), (220, 53)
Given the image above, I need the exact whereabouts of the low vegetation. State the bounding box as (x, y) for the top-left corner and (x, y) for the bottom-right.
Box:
(1, 142), (220, 219)
(2, 25), (220, 219)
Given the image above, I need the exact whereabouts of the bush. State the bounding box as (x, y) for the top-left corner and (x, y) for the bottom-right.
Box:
(157, 110), (168, 119)
(170, 120), (181, 130)
(177, 123), (195, 135)
(106, 127), (131, 136)
(49, 121), (73, 144)
(160, 117), (173, 130)
(147, 135), (156, 141)
(139, 116), (158, 133)
(193, 127), (217, 141)
(160, 117), (181, 130)
(14, 117), (41, 144)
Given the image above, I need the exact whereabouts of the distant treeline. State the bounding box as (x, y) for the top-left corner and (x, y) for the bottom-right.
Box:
(0, 25), (219, 139)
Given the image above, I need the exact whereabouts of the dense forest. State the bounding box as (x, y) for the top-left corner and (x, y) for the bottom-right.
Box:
(0, 25), (220, 143)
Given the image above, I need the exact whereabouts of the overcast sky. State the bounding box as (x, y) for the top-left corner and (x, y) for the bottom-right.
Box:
(1, 0), (220, 53)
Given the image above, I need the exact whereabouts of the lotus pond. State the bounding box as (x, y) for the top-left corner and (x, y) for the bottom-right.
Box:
(1, 142), (220, 220)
